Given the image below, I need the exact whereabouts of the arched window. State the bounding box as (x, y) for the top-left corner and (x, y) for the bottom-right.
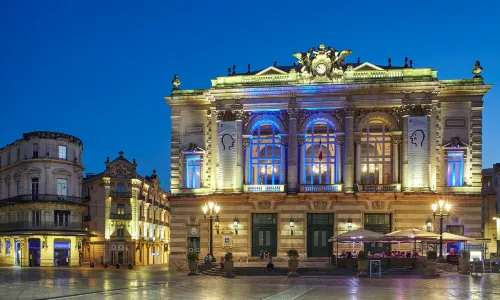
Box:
(303, 121), (336, 184)
(249, 123), (282, 185)
(361, 121), (391, 184)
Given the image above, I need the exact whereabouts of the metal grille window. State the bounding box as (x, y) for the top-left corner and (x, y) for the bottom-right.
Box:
(249, 123), (282, 185)
(303, 121), (336, 184)
(361, 121), (392, 184)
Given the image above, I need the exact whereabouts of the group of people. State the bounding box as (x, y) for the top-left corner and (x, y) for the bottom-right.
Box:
(336, 250), (419, 259)
(259, 249), (274, 271)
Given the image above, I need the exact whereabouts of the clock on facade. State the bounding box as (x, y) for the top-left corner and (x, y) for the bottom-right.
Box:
(316, 63), (327, 75)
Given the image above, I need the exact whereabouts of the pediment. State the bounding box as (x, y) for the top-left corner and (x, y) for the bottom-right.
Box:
(52, 168), (72, 176)
(352, 62), (385, 71)
(255, 66), (288, 76)
(443, 137), (469, 148)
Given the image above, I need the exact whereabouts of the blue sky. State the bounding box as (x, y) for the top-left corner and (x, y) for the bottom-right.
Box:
(1, 0), (498, 190)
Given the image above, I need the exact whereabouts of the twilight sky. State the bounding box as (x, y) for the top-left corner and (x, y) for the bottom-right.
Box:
(1, 0), (498, 190)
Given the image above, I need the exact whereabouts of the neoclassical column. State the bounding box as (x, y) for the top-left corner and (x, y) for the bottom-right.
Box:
(242, 137), (250, 185)
(234, 108), (244, 192)
(287, 106), (298, 192)
(297, 135), (305, 188)
(401, 115), (409, 191)
(344, 108), (355, 193)
(354, 135), (362, 184)
(335, 134), (344, 184)
(391, 135), (402, 184)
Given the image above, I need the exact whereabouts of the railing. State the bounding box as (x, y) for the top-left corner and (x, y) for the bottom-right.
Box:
(0, 221), (84, 231)
(109, 212), (132, 220)
(243, 184), (285, 193)
(300, 184), (343, 193)
(110, 191), (132, 198)
(0, 194), (85, 206)
(356, 184), (401, 192)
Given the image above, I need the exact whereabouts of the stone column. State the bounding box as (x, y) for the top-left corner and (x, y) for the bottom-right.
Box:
(344, 108), (355, 193)
(242, 138), (250, 184)
(354, 134), (362, 184)
(235, 109), (244, 192)
(335, 134), (344, 184)
(402, 115), (409, 191)
(287, 106), (298, 192)
(391, 135), (402, 184)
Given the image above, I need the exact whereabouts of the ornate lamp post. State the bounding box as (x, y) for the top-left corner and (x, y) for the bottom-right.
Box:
(202, 202), (220, 260)
(432, 200), (452, 261)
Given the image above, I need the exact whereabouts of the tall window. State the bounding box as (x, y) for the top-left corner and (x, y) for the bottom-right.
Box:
(31, 178), (39, 200)
(33, 143), (39, 158)
(117, 204), (125, 215)
(57, 179), (68, 197)
(303, 121), (336, 184)
(54, 210), (70, 227)
(5, 239), (10, 255)
(249, 123), (282, 185)
(361, 121), (392, 184)
(117, 228), (125, 237)
(15, 180), (20, 196)
(117, 183), (125, 192)
(32, 210), (41, 227)
(7, 182), (10, 198)
(186, 156), (201, 188)
(447, 152), (464, 187)
(58, 145), (67, 160)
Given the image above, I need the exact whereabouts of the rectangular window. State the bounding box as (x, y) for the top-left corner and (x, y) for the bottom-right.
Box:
(447, 153), (464, 187)
(31, 178), (39, 200)
(117, 204), (125, 215)
(186, 156), (201, 188)
(54, 210), (70, 227)
(18, 211), (25, 222)
(33, 143), (39, 158)
(32, 210), (41, 227)
(16, 180), (20, 196)
(5, 239), (10, 255)
(58, 145), (67, 160)
(57, 179), (68, 197)
(447, 225), (464, 235)
(117, 228), (125, 237)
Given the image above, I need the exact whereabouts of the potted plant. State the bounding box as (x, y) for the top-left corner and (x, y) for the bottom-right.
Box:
(223, 252), (235, 278)
(426, 250), (437, 276)
(287, 249), (300, 277)
(187, 252), (199, 275)
(357, 251), (368, 277)
(459, 251), (470, 275)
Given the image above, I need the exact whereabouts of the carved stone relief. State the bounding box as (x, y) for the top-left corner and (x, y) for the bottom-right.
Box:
(258, 201), (271, 210)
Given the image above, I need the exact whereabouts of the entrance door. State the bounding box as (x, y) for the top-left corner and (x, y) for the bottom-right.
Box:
(251, 214), (277, 257)
(54, 241), (71, 266)
(28, 238), (41, 267)
(307, 214), (334, 257)
(364, 213), (392, 254)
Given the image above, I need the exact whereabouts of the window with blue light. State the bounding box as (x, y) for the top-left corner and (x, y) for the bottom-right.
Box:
(186, 156), (201, 188)
(447, 152), (464, 187)
(249, 123), (282, 185)
(303, 121), (336, 184)
(117, 183), (125, 192)
(361, 121), (392, 184)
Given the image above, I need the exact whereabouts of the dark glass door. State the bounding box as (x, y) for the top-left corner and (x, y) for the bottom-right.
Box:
(364, 213), (392, 254)
(307, 214), (334, 257)
(251, 214), (277, 257)
(28, 238), (40, 267)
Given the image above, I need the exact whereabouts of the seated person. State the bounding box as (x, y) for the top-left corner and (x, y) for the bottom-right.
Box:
(265, 256), (274, 272)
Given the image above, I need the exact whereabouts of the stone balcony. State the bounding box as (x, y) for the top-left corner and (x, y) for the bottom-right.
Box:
(243, 184), (285, 193)
(110, 191), (132, 198)
(109, 212), (132, 220)
(299, 184), (343, 193)
(356, 183), (401, 192)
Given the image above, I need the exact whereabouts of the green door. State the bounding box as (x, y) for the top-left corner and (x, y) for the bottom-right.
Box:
(307, 213), (334, 257)
(251, 214), (277, 257)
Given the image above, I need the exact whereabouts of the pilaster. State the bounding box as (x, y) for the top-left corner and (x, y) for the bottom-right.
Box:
(287, 104), (298, 192)
(344, 108), (355, 192)
(401, 115), (409, 191)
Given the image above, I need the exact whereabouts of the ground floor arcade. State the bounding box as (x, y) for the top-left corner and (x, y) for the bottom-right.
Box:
(82, 240), (169, 266)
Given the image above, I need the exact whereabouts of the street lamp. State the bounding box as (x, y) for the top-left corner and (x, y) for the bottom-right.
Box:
(233, 216), (239, 235)
(290, 217), (295, 236)
(426, 217), (433, 232)
(432, 200), (452, 261)
(202, 201), (220, 260)
(347, 216), (353, 231)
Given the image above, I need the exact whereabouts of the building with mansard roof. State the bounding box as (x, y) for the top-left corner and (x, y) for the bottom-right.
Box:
(82, 151), (170, 267)
(0, 131), (88, 267)
(165, 44), (492, 262)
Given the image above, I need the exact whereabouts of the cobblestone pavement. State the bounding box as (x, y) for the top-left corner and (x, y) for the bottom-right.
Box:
(0, 267), (499, 299)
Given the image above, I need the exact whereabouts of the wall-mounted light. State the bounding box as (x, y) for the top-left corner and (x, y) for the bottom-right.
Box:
(426, 217), (433, 232)
(347, 216), (353, 231)
(215, 215), (220, 235)
(233, 216), (239, 235)
(290, 217), (295, 236)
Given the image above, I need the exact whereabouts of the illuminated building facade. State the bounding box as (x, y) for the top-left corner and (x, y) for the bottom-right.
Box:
(0, 132), (87, 267)
(82, 152), (170, 266)
(482, 165), (500, 258)
(165, 44), (492, 261)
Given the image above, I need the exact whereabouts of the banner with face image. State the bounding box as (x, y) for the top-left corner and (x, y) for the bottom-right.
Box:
(407, 116), (429, 189)
(218, 121), (237, 189)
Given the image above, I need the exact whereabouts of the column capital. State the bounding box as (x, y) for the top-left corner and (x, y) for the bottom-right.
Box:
(297, 135), (305, 146)
(391, 136), (402, 145)
(287, 107), (299, 119)
(345, 107), (356, 118)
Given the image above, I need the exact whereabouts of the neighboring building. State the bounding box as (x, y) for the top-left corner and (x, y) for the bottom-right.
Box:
(82, 151), (170, 267)
(0, 132), (87, 267)
(482, 164), (500, 258)
(165, 44), (492, 261)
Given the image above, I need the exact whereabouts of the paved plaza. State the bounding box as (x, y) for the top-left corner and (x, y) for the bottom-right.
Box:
(0, 267), (499, 300)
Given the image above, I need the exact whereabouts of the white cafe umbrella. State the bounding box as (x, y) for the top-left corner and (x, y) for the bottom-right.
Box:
(330, 228), (385, 242)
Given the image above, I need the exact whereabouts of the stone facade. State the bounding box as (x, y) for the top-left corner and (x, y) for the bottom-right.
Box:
(482, 164), (500, 258)
(0, 132), (86, 267)
(165, 44), (492, 262)
(82, 152), (171, 267)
